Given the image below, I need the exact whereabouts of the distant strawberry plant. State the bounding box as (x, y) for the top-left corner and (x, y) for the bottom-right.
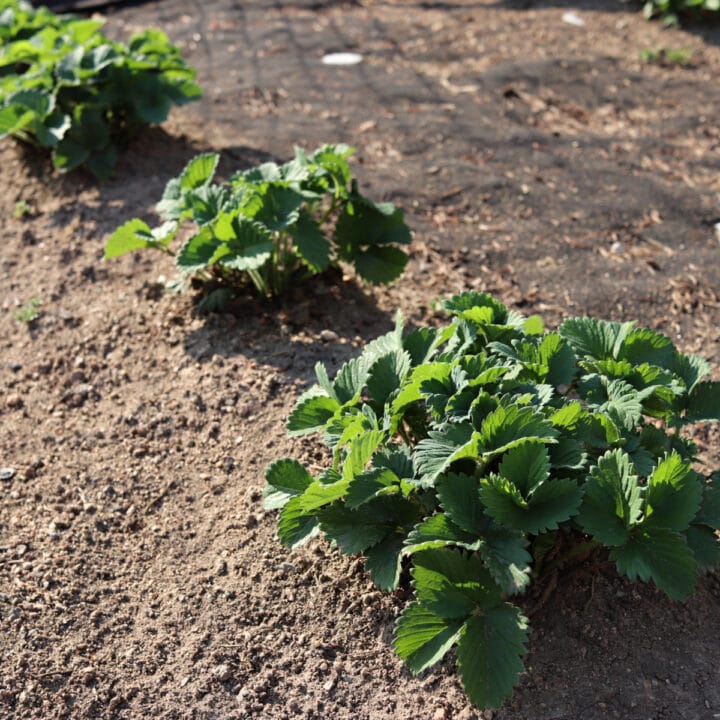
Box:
(0, 0), (200, 177)
(640, 0), (719, 24)
(105, 145), (411, 297)
(265, 291), (720, 709)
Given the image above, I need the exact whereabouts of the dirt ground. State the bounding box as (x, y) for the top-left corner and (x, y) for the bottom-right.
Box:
(2, 1), (720, 718)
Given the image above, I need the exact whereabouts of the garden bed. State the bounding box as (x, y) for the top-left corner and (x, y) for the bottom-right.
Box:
(1, 1), (719, 718)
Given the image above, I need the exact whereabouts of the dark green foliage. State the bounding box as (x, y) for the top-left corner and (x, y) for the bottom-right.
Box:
(640, 0), (719, 24)
(0, 0), (200, 177)
(105, 145), (411, 297)
(265, 292), (720, 709)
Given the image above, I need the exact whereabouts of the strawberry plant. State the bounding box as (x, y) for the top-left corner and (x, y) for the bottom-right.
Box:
(105, 145), (411, 297)
(0, 0), (200, 177)
(265, 291), (720, 709)
(639, 0), (719, 24)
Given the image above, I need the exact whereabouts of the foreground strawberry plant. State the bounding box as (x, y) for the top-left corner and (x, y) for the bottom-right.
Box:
(105, 145), (411, 297)
(0, 0), (200, 177)
(265, 291), (720, 709)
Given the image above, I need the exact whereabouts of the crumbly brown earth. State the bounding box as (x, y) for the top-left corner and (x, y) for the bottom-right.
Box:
(1, 1), (719, 719)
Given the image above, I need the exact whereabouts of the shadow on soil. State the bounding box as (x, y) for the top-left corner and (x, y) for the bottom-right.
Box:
(180, 273), (393, 381)
(36, 127), (278, 231)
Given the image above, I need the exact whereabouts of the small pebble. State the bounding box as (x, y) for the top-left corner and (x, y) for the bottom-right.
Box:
(610, 241), (624, 254)
(319, 329), (338, 342)
(0, 468), (15, 481)
(6, 394), (23, 409)
(61, 384), (95, 407)
(211, 664), (232, 682)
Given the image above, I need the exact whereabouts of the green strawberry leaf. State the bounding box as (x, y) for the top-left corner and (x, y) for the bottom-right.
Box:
(436, 472), (484, 534)
(367, 350), (412, 407)
(412, 548), (502, 617)
(478, 405), (558, 456)
(354, 245), (409, 285)
(685, 525), (720, 570)
(404, 513), (481, 556)
(616, 328), (675, 367)
(644, 453), (702, 532)
(104, 218), (177, 259)
(346, 467), (401, 509)
(394, 603), (464, 674)
(293, 212), (331, 273)
(286, 390), (340, 436)
(498, 442), (550, 495)
(686, 382), (720, 422)
(277, 502), (320, 548)
(179, 152), (219, 191)
(217, 219), (274, 272)
(576, 449), (642, 545)
(176, 227), (222, 272)
(560, 317), (634, 360)
(365, 534), (405, 590)
(318, 502), (396, 554)
(480, 474), (582, 534)
(263, 458), (314, 510)
(456, 605), (529, 709)
(611, 526), (697, 601)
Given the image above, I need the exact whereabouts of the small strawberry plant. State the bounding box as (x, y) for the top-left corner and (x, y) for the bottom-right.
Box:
(0, 0), (200, 177)
(265, 291), (720, 709)
(105, 145), (411, 297)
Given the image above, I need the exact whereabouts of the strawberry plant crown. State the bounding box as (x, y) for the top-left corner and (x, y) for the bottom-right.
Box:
(265, 291), (720, 709)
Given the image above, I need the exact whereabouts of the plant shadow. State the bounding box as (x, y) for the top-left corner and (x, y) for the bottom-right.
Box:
(180, 271), (394, 383)
(37, 126), (279, 232)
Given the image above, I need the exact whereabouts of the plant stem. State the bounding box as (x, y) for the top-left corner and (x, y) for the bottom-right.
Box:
(543, 538), (602, 575)
(319, 197), (340, 227)
(248, 268), (270, 298)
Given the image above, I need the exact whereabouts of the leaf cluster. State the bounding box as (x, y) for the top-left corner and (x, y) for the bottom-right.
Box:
(640, 46), (693, 66)
(0, 0), (201, 177)
(105, 145), (411, 297)
(640, 0), (719, 25)
(265, 291), (720, 709)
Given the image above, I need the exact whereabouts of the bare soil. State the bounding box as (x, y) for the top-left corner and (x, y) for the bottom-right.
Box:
(2, 1), (720, 719)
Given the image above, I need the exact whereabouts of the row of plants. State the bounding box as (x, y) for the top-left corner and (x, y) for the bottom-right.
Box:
(264, 292), (720, 709)
(0, 0), (714, 180)
(0, 0), (200, 177)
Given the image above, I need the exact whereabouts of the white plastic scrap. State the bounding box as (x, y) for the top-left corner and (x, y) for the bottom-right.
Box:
(562, 11), (586, 26)
(321, 52), (363, 66)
